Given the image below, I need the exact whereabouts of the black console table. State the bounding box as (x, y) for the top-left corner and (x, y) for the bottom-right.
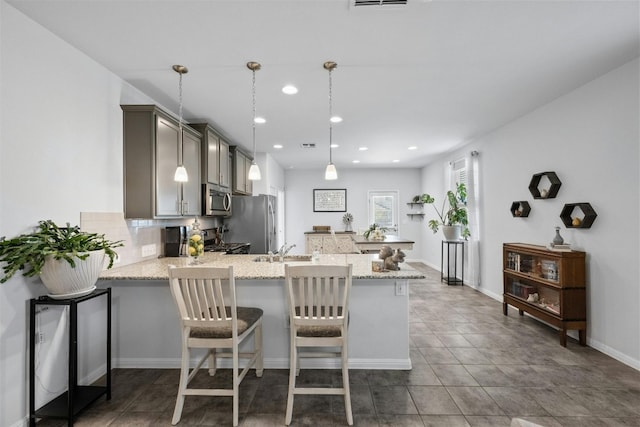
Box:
(441, 241), (464, 286)
(29, 288), (111, 426)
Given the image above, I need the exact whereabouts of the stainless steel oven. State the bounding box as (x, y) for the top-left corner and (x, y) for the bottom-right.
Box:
(202, 184), (232, 217)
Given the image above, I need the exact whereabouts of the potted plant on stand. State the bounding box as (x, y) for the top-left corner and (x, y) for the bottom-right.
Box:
(421, 183), (470, 241)
(0, 220), (123, 298)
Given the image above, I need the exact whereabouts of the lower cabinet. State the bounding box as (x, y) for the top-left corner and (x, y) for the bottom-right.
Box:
(503, 243), (586, 347)
(305, 233), (356, 254)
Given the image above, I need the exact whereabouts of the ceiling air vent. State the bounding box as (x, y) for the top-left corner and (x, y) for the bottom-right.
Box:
(300, 143), (316, 149)
(352, 0), (408, 8)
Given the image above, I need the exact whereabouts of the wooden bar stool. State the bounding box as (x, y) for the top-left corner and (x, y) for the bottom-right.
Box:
(284, 264), (353, 426)
(167, 265), (263, 426)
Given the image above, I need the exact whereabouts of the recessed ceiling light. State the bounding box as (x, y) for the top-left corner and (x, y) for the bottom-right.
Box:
(273, 144), (283, 149)
(408, 146), (417, 150)
(282, 85), (298, 95)
(352, 160), (360, 164)
(331, 143), (339, 148)
(392, 159), (400, 163)
(358, 147), (368, 151)
(330, 116), (342, 123)
(254, 117), (266, 124)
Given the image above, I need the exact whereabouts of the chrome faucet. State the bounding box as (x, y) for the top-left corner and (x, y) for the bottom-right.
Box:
(277, 243), (296, 261)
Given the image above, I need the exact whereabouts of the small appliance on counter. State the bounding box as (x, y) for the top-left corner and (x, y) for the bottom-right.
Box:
(164, 226), (188, 257)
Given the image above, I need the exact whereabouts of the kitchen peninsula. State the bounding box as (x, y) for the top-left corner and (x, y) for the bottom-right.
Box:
(99, 253), (424, 370)
(352, 235), (415, 253)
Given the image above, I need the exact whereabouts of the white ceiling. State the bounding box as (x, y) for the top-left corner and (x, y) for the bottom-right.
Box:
(7, 0), (639, 171)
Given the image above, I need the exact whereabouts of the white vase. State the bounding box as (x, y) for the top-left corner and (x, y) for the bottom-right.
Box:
(442, 225), (462, 241)
(39, 249), (106, 298)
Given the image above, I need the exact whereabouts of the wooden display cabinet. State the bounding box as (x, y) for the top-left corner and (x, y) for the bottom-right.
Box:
(503, 243), (586, 347)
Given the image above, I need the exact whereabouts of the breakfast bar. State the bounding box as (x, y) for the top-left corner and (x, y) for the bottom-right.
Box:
(351, 235), (415, 253)
(99, 253), (424, 370)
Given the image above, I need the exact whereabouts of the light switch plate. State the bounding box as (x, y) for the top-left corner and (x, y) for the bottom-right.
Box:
(141, 244), (156, 257)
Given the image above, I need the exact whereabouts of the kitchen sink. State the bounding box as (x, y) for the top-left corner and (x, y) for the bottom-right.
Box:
(253, 254), (313, 263)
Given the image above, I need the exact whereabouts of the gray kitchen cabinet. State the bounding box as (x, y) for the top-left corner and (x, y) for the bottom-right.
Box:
(190, 123), (231, 190)
(219, 138), (231, 189)
(122, 105), (201, 218)
(231, 146), (253, 195)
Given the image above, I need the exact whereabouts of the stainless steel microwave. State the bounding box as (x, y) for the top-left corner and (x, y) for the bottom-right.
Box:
(202, 184), (232, 217)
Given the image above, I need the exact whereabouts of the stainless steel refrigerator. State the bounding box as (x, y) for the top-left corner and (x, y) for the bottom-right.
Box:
(225, 194), (277, 254)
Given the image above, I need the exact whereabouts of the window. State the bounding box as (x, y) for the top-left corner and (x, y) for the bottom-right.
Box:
(450, 158), (467, 190)
(367, 190), (398, 234)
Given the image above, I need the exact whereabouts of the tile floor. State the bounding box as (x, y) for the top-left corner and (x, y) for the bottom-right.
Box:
(37, 263), (639, 426)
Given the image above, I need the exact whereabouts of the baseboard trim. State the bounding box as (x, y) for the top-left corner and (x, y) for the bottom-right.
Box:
(113, 357), (412, 370)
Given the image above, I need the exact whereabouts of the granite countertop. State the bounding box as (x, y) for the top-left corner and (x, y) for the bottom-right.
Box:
(99, 253), (424, 281)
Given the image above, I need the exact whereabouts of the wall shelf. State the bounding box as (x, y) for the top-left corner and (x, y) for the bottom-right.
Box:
(560, 203), (597, 228)
(510, 201), (531, 217)
(529, 171), (562, 199)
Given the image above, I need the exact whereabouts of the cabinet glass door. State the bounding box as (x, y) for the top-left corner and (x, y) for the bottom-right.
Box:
(505, 276), (560, 316)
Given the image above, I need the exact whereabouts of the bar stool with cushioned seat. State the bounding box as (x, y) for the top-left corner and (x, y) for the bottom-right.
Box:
(284, 264), (353, 426)
(167, 265), (263, 427)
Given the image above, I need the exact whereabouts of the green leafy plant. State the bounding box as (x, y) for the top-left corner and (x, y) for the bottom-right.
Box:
(363, 223), (388, 239)
(0, 220), (123, 283)
(421, 183), (470, 238)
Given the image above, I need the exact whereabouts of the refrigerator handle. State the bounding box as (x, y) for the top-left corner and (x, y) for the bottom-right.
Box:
(268, 201), (276, 243)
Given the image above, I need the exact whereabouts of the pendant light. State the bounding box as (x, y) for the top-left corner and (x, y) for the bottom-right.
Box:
(324, 61), (338, 180)
(247, 61), (262, 181)
(173, 64), (189, 182)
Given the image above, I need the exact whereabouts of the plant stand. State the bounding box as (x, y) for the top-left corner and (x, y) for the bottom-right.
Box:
(29, 288), (111, 426)
(441, 241), (464, 286)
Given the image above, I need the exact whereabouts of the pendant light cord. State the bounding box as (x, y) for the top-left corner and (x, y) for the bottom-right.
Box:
(328, 66), (333, 164)
(252, 67), (257, 158)
(178, 71), (183, 132)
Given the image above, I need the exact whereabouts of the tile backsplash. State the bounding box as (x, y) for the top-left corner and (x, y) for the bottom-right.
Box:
(80, 212), (219, 267)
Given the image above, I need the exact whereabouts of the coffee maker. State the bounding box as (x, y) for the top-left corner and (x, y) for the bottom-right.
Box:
(164, 226), (187, 257)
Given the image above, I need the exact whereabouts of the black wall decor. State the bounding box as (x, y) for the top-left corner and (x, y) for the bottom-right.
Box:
(560, 203), (597, 228)
(529, 171), (562, 199)
(510, 201), (531, 217)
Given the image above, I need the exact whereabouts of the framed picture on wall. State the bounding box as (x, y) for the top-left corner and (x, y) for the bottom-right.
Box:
(313, 189), (347, 212)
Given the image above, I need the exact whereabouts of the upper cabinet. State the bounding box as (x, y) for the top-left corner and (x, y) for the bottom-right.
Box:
(231, 146), (253, 195)
(189, 123), (231, 191)
(122, 105), (201, 219)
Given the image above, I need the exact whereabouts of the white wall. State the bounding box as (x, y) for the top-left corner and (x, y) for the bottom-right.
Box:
(419, 160), (449, 269)
(0, 3), (155, 425)
(284, 168), (424, 257)
(420, 58), (640, 369)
